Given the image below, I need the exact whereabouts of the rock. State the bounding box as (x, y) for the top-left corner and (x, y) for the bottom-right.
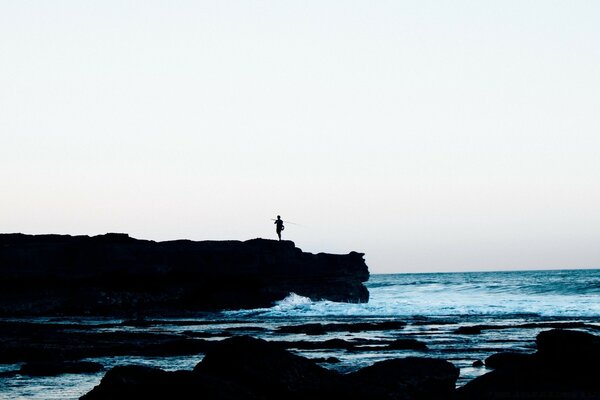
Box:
(536, 328), (600, 363)
(274, 338), (381, 351)
(0, 234), (369, 316)
(321, 338), (356, 349)
(277, 320), (406, 335)
(472, 360), (484, 367)
(346, 357), (459, 400)
(484, 352), (532, 369)
(0, 320), (211, 364)
(81, 365), (258, 400)
(18, 360), (104, 376)
(193, 336), (342, 398)
(386, 339), (428, 350)
(449, 322), (595, 335)
(456, 329), (600, 400)
(278, 322), (328, 335)
(181, 330), (220, 338)
(223, 326), (268, 333)
(83, 336), (460, 400)
(455, 326), (483, 334)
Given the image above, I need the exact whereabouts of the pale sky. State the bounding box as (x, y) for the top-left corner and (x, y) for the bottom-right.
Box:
(1, 1), (599, 273)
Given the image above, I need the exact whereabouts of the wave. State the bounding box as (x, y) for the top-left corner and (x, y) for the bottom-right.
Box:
(223, 270), (600, 319)
(271, 292), (313, 310)
(223, 293), (600, 319)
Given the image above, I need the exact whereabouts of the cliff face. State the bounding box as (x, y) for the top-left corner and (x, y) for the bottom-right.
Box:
(0, 233), (369, 316)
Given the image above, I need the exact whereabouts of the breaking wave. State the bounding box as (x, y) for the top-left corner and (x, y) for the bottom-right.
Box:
(224, 269), (600, 318)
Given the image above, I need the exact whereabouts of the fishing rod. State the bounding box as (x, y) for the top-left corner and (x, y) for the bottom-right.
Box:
(270, 218), (305, 227)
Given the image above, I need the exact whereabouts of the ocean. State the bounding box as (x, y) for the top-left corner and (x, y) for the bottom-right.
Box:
(1, 269), (599, 399)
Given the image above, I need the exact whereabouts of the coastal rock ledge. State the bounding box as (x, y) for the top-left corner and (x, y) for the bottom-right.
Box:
(0, 233), (369, 316)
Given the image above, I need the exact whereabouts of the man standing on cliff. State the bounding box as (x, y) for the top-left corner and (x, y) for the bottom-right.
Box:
(274, 215), (285, 241)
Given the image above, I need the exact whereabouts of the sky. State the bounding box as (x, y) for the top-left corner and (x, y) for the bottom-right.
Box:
(1, 1), (599, 273)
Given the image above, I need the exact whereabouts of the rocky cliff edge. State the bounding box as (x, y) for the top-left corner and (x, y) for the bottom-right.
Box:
(0, 233), (369, 316)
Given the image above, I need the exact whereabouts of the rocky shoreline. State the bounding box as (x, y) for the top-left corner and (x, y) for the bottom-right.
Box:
(82, 335), (459, 400)
(1, 318), (599, 399)
(79, 329), (600, 400)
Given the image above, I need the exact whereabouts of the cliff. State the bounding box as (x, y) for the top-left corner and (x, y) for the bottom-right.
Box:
(0, 233), (369, 316)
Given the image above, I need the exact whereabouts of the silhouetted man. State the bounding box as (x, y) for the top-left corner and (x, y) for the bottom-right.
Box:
(274, 215), (285, 241)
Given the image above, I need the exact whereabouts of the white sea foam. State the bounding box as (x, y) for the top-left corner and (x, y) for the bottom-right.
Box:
(225, 270), (600, 318)
(272, 292), (313, 310)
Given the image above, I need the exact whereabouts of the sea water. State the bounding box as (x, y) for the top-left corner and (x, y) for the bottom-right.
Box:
(1, 269), (599, 399)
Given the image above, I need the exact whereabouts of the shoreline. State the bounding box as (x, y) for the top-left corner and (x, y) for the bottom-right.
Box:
(2, 313), (599, 396)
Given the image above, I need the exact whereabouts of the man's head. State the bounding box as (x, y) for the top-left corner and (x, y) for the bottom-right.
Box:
(277, 215), (281, 219)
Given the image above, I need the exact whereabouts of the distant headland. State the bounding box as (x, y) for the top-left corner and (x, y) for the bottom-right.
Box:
(0, 233), (369, 316)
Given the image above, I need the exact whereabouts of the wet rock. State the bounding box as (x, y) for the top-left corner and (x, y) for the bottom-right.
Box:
(536, 328), (600, 363)
(278, 323), (327, 335)
(81, 365), (258, 400)
(484, 352), (532, 369)
(0, 321), (210, 364)
(83, 335), (462, 400)
(223, 326), (268, 333)
(181, 330), (221, 338)
(321, 338), (356, 349)
(455, 326), (483, 335)
(452, 321), (596, 335)
(193, 336), (342, 398)
(472, 360), (484, 367)
(346, 357), (459, 400)
(277, 320), (406, 335)
(456, 329), (600, 400)
(386, 339), (428, 350)
(275, 338), (379, 351)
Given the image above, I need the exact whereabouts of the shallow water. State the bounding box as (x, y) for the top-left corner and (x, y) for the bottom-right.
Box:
(1, 269), (598, 399)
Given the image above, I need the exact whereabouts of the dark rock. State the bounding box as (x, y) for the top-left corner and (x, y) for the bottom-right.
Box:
(345, 321), (407, 333)
(278, 322), (328, 335)
(519, 321), (592, 330)
(386, 339), (428, 350)
(19, 360), (103, 376)
(456, 329), (600, 400)
(536, 328), (600, 363)
(0, 320), (210, 364)
(0, 233), (369, 316)
(346, 357), (459, 400)
(277, 320), (406, 335)
(82, 336), (459, 400)
(193, 336), (342, 398)
(451, 321), (597, 334)
(455, 326), (483, 334)
(81, 365), (258, 400)
(484, 352), (532, 369)
(472, 360), (484, 367)
(321, 338), (356, 349)
(224, 326), (268, 332)
(274, 338), (381, 351)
